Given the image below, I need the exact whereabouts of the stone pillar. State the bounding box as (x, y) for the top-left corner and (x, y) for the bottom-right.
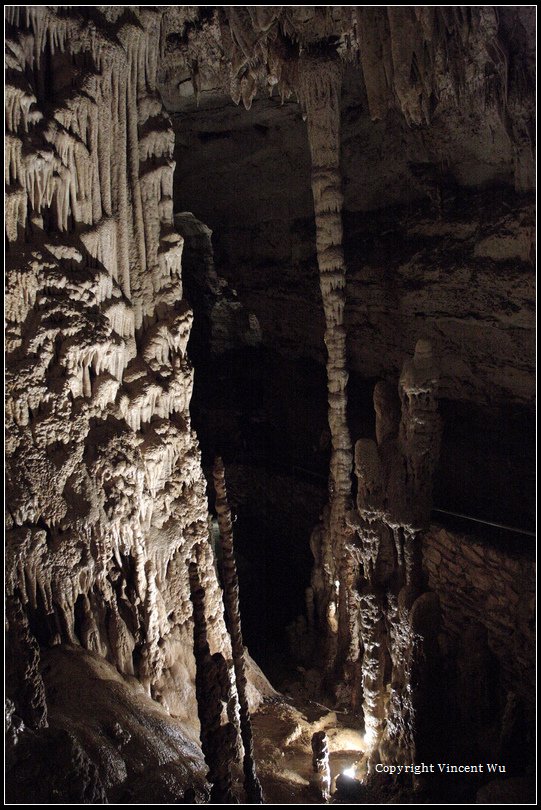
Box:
(213, 457), (263, 804)
(298, 47), (356, 681)
(189, 561), (237, 804)
(310, 730), (331, 801)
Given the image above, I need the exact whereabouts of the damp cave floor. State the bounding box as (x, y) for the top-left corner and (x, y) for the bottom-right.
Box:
(251, 695), (366, 804)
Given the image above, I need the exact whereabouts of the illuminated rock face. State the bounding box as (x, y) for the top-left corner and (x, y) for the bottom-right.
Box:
(5, 7), (231, 732)
(353, 342), (442, 762)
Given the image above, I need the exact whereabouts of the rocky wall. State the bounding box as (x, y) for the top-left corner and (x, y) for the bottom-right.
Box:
(422, 526), (535, 702)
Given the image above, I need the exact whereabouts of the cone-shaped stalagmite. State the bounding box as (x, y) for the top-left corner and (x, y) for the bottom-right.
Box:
(213, 457), (263, 804)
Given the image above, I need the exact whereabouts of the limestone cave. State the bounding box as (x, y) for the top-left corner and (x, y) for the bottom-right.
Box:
(5, 6), (535, 805)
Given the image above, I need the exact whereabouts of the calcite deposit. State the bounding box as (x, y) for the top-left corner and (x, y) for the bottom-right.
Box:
(5, 4), (536, 805)
(5, 6), (241, 793)
(213, 457), (263, 804)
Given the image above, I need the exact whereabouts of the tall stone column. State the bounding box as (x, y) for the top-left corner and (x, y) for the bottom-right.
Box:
(213, 457), (263, 804)
(353, 341), (442, 763)
(298, 49), (356, 681)
(189, 561), (237, 804)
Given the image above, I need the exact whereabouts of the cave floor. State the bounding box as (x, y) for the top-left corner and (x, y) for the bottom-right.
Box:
(251, 697), (366, 804)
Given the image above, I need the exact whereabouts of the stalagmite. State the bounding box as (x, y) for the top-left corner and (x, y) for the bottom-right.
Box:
(310, 730), (331, 802)
(189, 562), (237, 804)
(352, 341), (442, 762)
(213, 457), (263, 804)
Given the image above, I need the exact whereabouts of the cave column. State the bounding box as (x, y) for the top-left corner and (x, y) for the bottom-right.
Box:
(298, 51), (355, 674)
(189, 561), (237, 804)
(213, 457), (263, 804)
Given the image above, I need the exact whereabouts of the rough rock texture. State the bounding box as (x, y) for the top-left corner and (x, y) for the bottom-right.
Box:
(189, 561), (237, 803)
(423, 527), (535, 704)
(6, 645), (208, 804)
(310, 730), (331, 802)
(5, 5), (536, 797)
(298, 48), (356, 677)
(160, 6), (534, 189)
(4, 3), (244, 762)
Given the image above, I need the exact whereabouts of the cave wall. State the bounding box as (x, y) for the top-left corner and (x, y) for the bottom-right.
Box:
(5, 6), (232, 732)
(423, 527), (535, 704)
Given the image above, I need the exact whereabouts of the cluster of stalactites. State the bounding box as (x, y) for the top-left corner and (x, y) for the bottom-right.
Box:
(5, 6), (181, 328)
(5, 6), (231, 731)
(160, 6), (515, 125)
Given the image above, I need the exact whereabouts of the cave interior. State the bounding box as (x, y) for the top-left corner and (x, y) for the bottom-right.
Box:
(5, 5), (536, 806)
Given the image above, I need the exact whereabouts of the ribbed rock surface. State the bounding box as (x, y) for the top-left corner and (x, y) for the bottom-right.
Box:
(5, 6), (232, 738)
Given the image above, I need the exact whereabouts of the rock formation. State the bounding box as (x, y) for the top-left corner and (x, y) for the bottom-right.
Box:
(5, 2), (237, 761)
(213, 457), (263, 804)
(5, 5), (535, 804)
(310, 730), (331, 802)
(307, 340), (442, 760)
(189, 561), (236, 804)
(297, 48), (357, 681)
(355, 341), (442, 761)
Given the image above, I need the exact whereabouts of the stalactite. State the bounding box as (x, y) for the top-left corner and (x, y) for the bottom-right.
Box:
(213, 457), (263, 805)
(189, 561), (237, 804)
(5, 6), (240, 738)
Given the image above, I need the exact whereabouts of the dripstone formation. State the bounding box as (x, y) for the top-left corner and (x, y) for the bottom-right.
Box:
(310, 730), (331, 802)
(189, 562), (236, 804)
(213, 457), (263, 805)
(5, 5), (535, 805)
(308, 340), (442, 762)
(5, 5), (234, 727)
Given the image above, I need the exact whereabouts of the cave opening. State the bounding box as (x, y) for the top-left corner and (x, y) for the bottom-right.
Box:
(5, 6), (535, 806)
